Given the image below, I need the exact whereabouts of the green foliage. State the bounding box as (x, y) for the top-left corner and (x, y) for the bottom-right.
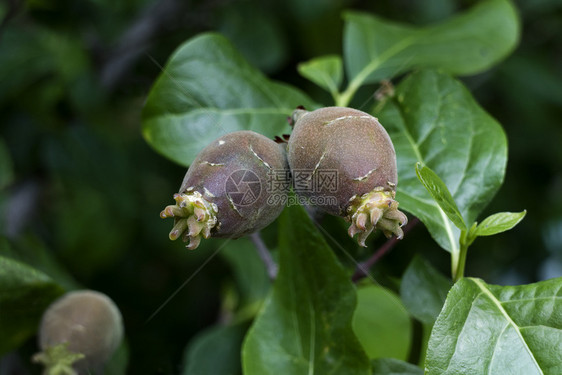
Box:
(353, 284), (411, 360)
(216, 2), (288, 74)
(0, 236), (78, 291)
(298, 55), (343, 98)
(220, 238), (271, 310)
(426, 277), (562, 375)
(474, 211), (527, 237)
(3, 0), (559, 373)
(242, 204), (370, 375)
(415, 163), (468, 231)
(371, 358), (423, 375)
(378, 70), (507, 253)
(0, 256), (64, 355)
(338, 0), (519, 105)
(413, 163), (525, 279)
(182, 323), (248, 375)
(400, 256), (452, 325)
(142, 33), (316, 166)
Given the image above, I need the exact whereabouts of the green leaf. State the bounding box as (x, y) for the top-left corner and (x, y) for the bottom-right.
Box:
(415, 163), (467, 231)
(343, 0), (519, 86)
(474, 210), (527, 237)
(142, 33), (316, 166)
(400, 256), (452, 324)
(217, 2), (288, 74)
(220, 237), (271, 310)
(0, 256), (64, 355)
(0, 236), (78, 291)
(378, 70), (507, 253)
(298, 55), (343, 96)
(426, 277), (562, 375)
(371, 358), (423, 375)
(242, 204), (370, 375)
(182, 323), (248, 375)
(353, 284), (412, 361)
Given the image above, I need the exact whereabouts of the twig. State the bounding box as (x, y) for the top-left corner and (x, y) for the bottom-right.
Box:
(250, 232), (278, 281)
(352, 217), (420, 282)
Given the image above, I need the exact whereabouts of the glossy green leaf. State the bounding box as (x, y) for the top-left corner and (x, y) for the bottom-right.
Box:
(343, 0), (519, 86)
(474, 210), (527, 237)
(372, 358), (423, 375)
(377, 70), (507, 253)
(0, 256), (64, 355)
(400, 256), (452, 325)
(426, 277), (562, 375)
(353, 284), (412, 360)
(415, 163), (467, 231)
(182, 323), (248, 375)
(242, 204), (370, 375)
(142, 33), (316, 166)
(298, 55), (343, 96)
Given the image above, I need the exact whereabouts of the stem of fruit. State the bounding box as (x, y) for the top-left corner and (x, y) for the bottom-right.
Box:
(250, 232), (277, 280)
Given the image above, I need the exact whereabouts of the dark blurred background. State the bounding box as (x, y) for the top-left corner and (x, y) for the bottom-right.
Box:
(0, 0), (561, 373)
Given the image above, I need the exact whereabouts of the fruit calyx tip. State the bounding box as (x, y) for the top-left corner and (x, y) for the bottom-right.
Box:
(347, 188), (407, 247)
(160, 191), (218, 250)
(32, 342), (85, 375)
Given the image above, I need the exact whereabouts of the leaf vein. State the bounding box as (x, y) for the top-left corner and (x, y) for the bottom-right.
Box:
(471, 278), (544, 375)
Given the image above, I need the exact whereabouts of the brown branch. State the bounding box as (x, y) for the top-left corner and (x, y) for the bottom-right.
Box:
(352, 217), (420, 282)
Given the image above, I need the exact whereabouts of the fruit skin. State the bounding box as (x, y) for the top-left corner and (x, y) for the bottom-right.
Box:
(161, 130), (289, 249)
(287, 106), (407, 246)
(34, 290), (123, 374)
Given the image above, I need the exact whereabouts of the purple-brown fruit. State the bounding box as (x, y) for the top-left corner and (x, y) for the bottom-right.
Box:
(287, 106), (407, 246)
(160, 131), (289, 249)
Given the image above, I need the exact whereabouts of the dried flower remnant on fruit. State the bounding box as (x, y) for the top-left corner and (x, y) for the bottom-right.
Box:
(287, 106), (407, 246)
(161, 131), (289, 250)
(160, 190), (218, 250)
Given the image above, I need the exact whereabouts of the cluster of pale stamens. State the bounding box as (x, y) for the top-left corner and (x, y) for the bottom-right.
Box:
(347, 189), (408, 247)
(160, 191), (218, 250)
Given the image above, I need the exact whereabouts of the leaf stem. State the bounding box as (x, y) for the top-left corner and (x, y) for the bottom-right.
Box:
(250, 232), (277, 280)
(352, 217), (419, 282)
(452, 229), (473, 282)
(452, 224), (480, 281)
(453, 242), (469, 282)
(335, 86), (356, 107)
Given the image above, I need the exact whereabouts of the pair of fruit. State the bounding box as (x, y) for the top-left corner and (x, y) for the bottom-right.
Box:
(161, 107), (407, 249)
